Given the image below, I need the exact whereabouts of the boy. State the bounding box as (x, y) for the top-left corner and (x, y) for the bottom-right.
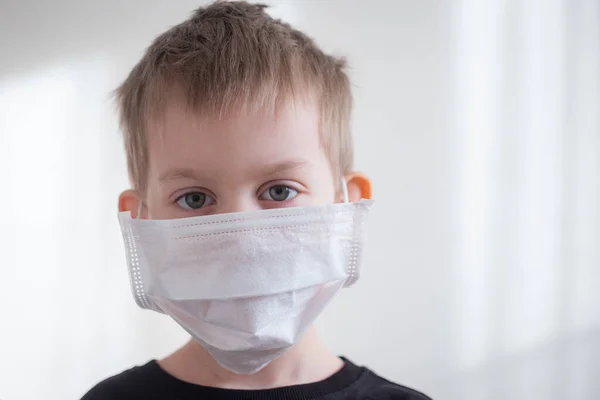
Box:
(82, 1), (431, 399)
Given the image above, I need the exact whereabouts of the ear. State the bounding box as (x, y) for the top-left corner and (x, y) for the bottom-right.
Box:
(344, 172), (372, 202)
(118, 190), (145, 219)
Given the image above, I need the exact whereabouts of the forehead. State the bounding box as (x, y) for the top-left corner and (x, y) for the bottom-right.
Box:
(146, 97), (325, 182)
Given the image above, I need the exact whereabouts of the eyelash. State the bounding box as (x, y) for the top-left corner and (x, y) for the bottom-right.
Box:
(258, 185), (299, 202)
(173, 183), (301, 210)
(175, 191), (215, 210)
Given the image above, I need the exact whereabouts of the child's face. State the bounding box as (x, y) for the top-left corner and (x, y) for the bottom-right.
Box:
(140, 98), (338, 220)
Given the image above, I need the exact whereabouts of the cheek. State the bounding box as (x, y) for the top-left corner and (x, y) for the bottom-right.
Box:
(145, 200), (170, 220)
(306, 170), (338, 205)
(143, 181), (174, 220)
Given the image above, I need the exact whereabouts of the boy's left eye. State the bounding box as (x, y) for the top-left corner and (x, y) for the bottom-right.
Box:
(259, 185), (298, 202)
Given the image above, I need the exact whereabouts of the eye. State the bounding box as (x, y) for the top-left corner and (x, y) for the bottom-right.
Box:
(175, 192), (215, 210)
(259, 185), (299, 202)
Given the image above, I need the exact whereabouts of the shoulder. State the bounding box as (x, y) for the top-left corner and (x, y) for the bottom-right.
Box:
(80, 361), (163, 400)
(362, 372), (433, 400)
(348, 360), (433, 400)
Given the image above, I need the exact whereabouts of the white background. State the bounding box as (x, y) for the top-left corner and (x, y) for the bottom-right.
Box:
(0, 1), (598, 399)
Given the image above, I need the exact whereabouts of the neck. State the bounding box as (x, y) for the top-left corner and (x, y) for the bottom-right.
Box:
(158, 327), (344, 390)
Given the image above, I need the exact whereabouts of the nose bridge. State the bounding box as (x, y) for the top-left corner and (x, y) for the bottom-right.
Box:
(217, 189), (260, 215)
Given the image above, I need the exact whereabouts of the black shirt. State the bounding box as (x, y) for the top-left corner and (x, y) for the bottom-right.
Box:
(81, 357), (432, 400)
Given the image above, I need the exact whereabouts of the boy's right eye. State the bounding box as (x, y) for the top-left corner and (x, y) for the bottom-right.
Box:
(176, 192), (215, 210)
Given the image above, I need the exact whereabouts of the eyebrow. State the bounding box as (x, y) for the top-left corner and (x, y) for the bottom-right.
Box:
(258, 159), (310, 178)
(158, 160), (309, 184)
(159, 168), (200, 184)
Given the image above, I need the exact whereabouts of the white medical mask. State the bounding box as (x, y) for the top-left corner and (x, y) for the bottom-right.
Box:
(118, 182), (373, 374)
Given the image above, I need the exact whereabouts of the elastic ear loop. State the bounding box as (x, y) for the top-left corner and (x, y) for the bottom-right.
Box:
(136, 201), (143, 220)
(341, 178), (349, 203)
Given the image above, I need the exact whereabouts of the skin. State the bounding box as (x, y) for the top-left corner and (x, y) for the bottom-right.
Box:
(118, 95), (372, 390)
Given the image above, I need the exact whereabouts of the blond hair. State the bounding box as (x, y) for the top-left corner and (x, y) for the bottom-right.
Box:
(116, 1), (353, 192)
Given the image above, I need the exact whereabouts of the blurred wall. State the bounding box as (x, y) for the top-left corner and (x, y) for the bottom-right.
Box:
(0, 1), (598, 399)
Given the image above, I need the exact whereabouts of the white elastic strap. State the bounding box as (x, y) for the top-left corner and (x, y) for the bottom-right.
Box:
(136, 201), (143, 220)
(341, 178), (349, 203)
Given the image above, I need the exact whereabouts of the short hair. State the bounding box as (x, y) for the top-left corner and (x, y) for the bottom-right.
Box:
(115, 1), (353, 193)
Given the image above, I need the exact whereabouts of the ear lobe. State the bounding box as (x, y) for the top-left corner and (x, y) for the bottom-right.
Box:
(345, 173), (372, 202)
(118, 190), (143, 218)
